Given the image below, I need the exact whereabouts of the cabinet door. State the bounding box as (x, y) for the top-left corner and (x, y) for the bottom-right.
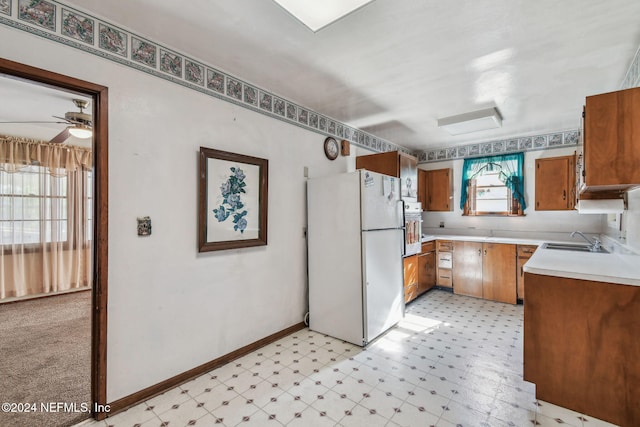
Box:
(517, 245), (537, 300)
(417, 251), (436, 294)
(452, 241), (483, 298)
(417, 169), (427, 208)
(535, 155), (575, 210)
(483, 243), (517, 304)
(399, 152), (418, 200)
(584, 87), (640, 189)
(403, 255), (418, 303)
(355, 151), (399, 177)
(426, 168), (452, 211)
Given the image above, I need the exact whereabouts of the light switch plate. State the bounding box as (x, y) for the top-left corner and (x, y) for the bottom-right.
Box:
(137, 216), (151, 236)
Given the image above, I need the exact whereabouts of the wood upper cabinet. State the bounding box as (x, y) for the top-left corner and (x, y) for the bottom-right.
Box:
(417, 242), (436, 295)
(535, 154), (576, 210)
(356, 151), (418, 199)
(417, 169), (427, 208)
(419, 168), (453, 211)
(452, 241), (517, 304)
(583, 86), (640, 192)
(403, 254), (418, 303)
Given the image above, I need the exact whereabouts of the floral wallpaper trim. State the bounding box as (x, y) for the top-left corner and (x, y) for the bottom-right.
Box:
(417, 130), (580, 164)
(0, 1), (412, 155)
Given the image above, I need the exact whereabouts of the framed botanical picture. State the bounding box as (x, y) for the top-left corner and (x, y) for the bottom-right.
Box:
(198, 147), (268, 252)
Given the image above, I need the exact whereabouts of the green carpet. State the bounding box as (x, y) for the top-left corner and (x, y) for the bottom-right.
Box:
(0, 290), (92, 427)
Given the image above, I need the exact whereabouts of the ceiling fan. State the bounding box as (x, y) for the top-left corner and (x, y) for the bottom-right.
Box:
(0, 98), (93, 144)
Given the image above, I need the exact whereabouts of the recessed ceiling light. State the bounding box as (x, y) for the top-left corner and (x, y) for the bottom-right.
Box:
(437, 107), (503, 136)
(272, 0), (376, 32)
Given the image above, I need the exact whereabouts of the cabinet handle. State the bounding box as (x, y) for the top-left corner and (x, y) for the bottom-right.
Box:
(478, 248), (481, 256)
(562, 190), (566, 200)
(520, 266), (524, 277)
(484, 249), (487, 256)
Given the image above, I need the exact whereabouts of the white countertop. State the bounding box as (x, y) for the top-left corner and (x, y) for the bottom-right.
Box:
(524, 249), (640, 287)
(422, 232), (640, 287)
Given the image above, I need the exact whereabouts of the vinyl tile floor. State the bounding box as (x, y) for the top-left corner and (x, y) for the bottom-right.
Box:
(76, 290), (619, 427)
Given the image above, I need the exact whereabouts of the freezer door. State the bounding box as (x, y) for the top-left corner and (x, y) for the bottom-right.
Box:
(362, 228), (404, 344)
(360, 170), (402, 230)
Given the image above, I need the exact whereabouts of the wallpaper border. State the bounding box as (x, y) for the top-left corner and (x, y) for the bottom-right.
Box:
(0, 0), (412, 155)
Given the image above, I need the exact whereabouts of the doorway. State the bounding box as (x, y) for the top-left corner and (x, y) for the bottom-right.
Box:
(0, 58), (108, 423)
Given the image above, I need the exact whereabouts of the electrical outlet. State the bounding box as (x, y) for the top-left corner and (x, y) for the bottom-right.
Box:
(439, 221), (445, 228)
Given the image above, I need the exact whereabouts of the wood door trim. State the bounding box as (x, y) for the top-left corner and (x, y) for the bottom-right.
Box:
(0, 58), (110, 420)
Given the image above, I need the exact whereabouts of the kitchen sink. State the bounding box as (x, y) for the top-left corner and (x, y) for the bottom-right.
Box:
(542, 242), (609, 253)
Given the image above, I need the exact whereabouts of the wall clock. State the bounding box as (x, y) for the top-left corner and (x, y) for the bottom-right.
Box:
(324, 137), (339, 160)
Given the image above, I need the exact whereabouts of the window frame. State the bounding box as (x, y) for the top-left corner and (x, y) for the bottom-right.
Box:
(0, 164), (92, 253)
(462, 159), (525, 217)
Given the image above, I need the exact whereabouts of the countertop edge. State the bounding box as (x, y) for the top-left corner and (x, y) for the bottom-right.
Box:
(421, 233), (639, 287)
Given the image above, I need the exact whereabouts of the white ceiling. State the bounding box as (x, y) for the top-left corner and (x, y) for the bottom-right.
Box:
(5, 0), (640, 152)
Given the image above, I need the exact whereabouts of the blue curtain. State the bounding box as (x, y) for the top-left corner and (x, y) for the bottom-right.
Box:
(459, 152), (526, 210)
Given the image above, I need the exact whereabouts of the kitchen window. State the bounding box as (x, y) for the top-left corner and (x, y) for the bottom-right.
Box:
(460, 153), (526, 216)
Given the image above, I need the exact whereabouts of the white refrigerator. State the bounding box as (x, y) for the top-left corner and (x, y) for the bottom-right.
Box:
(307, 170), (404, 346)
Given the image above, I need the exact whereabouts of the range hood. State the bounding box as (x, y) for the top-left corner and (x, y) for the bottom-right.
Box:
(577, 199), (625, 214)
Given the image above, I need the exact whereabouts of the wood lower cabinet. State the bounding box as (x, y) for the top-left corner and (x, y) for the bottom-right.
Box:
(405, 242), (436, 304)
(417, 242), (436, 295)
(516, 245), (537, 300)
(436, 240), (453, 288)
(524, 273), (640, 426)
(452, 241), (517, 304)
(482, 243), (517, 304)
(403, 255), (418, 303)
(535, 155), (576, 210)
(452, 241), (483, 298)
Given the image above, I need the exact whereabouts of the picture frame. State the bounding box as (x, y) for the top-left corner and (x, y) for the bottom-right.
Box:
(198, 147), (268, 252)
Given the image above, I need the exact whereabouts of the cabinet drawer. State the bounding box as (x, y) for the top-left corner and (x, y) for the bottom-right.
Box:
(437, 269), (452, 287)
(422, 241), (435, 252)
(517, 245), (537, 257)
(437, 240), (453, 251)
(438, 252), (452, 269)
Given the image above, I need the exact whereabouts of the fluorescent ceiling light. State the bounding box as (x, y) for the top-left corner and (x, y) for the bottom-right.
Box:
(437, 107), (502, 136)
(272, 0), (375, 32)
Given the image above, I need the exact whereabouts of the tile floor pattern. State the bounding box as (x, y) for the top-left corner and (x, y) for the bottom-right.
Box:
(77, 290), (619, 427)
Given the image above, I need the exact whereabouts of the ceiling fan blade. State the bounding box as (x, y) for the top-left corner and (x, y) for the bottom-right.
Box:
(49, 127), (70, 144)
(52, 115), (73, 123)
(52, 115), (91, 127)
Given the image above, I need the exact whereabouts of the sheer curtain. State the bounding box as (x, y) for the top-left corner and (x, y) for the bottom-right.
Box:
(459, 152), (526, 210)
(0, 136), (93, 299)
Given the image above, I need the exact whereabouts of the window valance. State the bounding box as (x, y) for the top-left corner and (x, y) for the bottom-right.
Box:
(0, 135), (92, 176)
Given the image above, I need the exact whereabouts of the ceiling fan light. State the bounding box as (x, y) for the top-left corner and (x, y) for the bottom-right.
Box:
(68, 124), (92, 139)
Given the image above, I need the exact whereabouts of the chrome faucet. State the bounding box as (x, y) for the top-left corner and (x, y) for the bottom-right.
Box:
(570, 231), (602, 252)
